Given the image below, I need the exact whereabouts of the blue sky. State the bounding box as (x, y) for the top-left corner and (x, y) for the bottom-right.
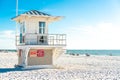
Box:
(1, 0), (120, 49)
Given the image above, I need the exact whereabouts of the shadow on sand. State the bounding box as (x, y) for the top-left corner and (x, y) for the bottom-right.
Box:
(0, 67), (57, 73)
(0, 68), (22, 73)
(0, 67), (43, 73)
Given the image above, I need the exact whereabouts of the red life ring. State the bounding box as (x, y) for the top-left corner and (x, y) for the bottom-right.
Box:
(37, 49), (44, 57)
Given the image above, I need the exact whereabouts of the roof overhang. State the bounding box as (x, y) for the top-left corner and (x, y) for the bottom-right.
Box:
(12, 14), (64, 22)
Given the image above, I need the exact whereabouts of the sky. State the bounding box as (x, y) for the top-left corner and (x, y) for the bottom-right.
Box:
(1, 0), (120, 49)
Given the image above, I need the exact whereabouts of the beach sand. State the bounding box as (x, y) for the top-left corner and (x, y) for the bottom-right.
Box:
(0, 53), (120, 80)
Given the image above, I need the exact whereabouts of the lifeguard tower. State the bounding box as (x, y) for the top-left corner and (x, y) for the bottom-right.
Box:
(12, 10), (66, 68)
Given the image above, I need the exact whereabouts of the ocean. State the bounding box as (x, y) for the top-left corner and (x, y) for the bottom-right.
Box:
(1, 49), (120, 56)
(66, 50), (120, 56)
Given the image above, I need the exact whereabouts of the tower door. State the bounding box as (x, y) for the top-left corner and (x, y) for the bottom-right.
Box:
(20, 33), (22, 43)
(20, 33), (25, 43)
(20, 22), (25, 43)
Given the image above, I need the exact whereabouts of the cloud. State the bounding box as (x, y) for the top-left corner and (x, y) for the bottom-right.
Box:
(0, 23), (120, 50)
(66, 22), (120, 49)
(0, 30), (16, 49)
(0, 30), (15, 39)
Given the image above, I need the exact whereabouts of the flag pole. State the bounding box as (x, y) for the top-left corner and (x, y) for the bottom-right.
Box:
(15, 0), (18, 46)
(16, 0), (18, 35)
(16, 0), (18, 16)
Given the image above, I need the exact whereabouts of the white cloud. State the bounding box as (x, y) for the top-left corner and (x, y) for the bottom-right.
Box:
(1, 23), (120, 50)
(66, 22), (120, 49)
(0, 30), (16, 49)
(0, 30), (15, 39)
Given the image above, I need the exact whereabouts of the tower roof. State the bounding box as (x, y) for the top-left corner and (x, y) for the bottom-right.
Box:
(12, 10), (63, 22)
(24, 10), (51, 16)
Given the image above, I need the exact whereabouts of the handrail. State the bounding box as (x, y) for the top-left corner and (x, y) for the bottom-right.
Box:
(16, 34), (66, 46)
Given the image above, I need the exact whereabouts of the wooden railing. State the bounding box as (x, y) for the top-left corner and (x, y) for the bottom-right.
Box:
(16, 34), (66, 46)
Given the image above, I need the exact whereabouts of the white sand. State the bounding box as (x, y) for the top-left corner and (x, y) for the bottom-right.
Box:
(1, 53), (120, 80)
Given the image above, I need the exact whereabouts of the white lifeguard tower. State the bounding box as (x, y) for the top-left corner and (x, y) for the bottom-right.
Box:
(12, 10), (66, 68)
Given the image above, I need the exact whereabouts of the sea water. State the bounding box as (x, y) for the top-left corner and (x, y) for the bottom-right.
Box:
(66, 50), (120, 56)
(1, 49), (120, 56)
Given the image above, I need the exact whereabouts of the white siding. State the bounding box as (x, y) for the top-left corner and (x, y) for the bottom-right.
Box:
(24, 18), (49, 34)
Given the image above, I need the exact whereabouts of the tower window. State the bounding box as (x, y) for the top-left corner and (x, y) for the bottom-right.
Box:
(39, 22), (45, 34)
